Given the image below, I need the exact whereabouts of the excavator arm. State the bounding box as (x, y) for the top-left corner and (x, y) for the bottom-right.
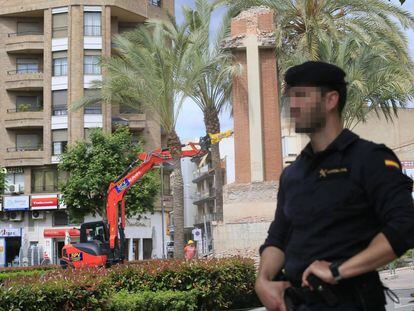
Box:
(106, 131), (233, 250)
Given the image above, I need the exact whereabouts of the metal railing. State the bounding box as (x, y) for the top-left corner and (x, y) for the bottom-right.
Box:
(32, 185), (58, 193)
(7, 145), (43, 152)
(52, 108), (68, 116)
(84, 25), (101, 36)
(8, 67), (42, 75)
(8, 30), (44, 37)
(84, 107), (102, 114)
(8, 106), (43, 113)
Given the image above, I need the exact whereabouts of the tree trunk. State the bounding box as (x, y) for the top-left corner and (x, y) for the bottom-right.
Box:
(204, 106), (223, 222)
(167, 130), (185, 259)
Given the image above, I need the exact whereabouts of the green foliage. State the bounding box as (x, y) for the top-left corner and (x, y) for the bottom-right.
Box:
(108, 290), (199, 311)
(58, 126), (160, 220)
(229, 0), (414, 126)
(0, 258), (260, 311)
(0, 168), (5, 194)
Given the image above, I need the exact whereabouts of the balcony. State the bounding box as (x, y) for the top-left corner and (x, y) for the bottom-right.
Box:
(5, 145), (44, 166)
(4, 107), (44, 129)
(112, 113), (146, 130)
(192, 165), (214, 183)
(6, 32), (44, 54)
(193, 188), (216, 205)
(6, 69), (43, 91)
(195, 213), (217, 225)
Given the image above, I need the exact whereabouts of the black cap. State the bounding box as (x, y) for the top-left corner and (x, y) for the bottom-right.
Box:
(284, 61), (346, 90)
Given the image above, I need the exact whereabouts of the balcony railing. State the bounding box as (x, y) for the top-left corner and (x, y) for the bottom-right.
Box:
(52, 108), (68, 116)
(7, 145), (43, 152)
(8, 30), (43, 37)
(8, 68), (42, 75)
(32, 185), (58, 193)
(8, 106), (43, 113)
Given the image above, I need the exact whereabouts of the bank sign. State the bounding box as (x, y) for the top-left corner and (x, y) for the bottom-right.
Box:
(3, 196), (29, 211)
(31, 195), (58, 210)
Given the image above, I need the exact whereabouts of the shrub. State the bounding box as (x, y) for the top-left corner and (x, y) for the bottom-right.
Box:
(108, 290), (199, 311)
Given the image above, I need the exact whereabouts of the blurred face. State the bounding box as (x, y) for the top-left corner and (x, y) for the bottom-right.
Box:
(286, 86), (328, 133)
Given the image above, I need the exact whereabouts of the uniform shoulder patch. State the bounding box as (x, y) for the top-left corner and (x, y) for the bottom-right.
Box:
(385, 159), (400, 169)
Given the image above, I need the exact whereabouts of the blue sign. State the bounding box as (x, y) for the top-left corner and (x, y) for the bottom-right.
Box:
(115, 179), (130, 193)
(3, 196), (29, 211)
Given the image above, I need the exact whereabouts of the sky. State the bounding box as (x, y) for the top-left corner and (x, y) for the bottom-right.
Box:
(173, 0), (414, 183)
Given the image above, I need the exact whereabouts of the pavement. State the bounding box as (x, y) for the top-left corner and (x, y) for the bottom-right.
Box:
(249, 267), (414, 311)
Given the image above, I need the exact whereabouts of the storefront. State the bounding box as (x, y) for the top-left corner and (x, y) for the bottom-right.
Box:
(44, 229), (80, 264)
(0, 228), (22, 267)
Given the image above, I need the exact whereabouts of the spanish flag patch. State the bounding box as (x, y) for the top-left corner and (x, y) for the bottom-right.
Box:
(385, 159), (400, 169)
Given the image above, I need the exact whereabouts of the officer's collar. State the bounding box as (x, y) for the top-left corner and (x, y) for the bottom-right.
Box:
(301, 129), (359, 157)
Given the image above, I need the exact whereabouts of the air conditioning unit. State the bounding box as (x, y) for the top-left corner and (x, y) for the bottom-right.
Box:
(0, 212), (9, 221)
(31, 211), (44, 220)
(8, 184), (23, 194)
(8, 211), (23, 222)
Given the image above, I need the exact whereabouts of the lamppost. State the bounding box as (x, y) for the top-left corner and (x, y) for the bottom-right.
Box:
(160, 163), (165, 259)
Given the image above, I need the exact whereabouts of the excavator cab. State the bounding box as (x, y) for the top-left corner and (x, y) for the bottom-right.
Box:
(61, 221), (125, 268)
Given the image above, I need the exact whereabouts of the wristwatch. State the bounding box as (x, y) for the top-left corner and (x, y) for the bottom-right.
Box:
(329, 262), (343, 283)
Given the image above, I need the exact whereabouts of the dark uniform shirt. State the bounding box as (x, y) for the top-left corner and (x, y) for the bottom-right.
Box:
(260, 129), (414, 283)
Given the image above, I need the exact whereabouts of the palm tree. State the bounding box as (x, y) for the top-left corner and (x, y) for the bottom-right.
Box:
(182, 0), (241, 221)
(75, 17), (194, 259)
(227, 0), (414, 124)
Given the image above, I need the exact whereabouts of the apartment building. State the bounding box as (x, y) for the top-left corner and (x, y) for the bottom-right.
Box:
(191, 155), (226, 255)
(0, 0), (173, 267)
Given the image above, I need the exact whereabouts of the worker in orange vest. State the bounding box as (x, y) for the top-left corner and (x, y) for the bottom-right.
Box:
(184, 240), (197, 260)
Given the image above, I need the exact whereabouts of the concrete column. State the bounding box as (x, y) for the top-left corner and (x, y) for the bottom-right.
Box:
(245, 35), (264, 182)
(139, 238), (143, 260)
(68, 5), (84, 143)
(43, 9), (53, 163)
(128, 238), (133, 261)
(102, 5), (112, 133)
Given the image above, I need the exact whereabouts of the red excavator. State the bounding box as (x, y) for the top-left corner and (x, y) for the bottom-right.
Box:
(60, 130), (233, 268)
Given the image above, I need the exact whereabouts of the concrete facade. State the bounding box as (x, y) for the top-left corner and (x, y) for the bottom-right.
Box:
(0, 0), (173, 267)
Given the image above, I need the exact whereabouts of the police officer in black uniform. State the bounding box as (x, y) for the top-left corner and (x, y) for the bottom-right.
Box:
(255, 61), (414, 311)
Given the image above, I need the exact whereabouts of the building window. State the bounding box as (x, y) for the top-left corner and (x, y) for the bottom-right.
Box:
(16, 134), (42, 151)
(52, 13), (68, 38)
(53, 210), (68, 226)
(52, 90), (68, 116)
(84, 51), (101, 75)
(16, 58), (40, 74)
(32, 168), (59, 193)
(16, 22), (43, 36)
(52, 51), (67, 76)
(5, 172), (25, 194)
(84, 89), (102, 114)
(149, 0), (162, 7)
(16, 95), (43, 112)
(84, 12), (101, 36)
(52, 130), (68, 155)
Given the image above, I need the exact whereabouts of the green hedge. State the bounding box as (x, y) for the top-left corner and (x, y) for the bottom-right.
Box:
(0, 257), (261, 311)
(108, 290), (199, 311)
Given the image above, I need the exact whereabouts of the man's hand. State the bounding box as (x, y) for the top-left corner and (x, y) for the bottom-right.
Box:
(255, 279), (291, 311)
(301, 260), (335, 288)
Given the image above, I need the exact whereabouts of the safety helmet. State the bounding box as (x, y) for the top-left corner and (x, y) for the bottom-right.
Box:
(188, 240), (194, 244)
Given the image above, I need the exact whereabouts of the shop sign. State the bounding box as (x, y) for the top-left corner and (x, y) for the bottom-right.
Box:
(31, 195), (58, 210)
(5, 167), (24, 174)
(0, 228), (21, 237)
(3, 196), (29, 211)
